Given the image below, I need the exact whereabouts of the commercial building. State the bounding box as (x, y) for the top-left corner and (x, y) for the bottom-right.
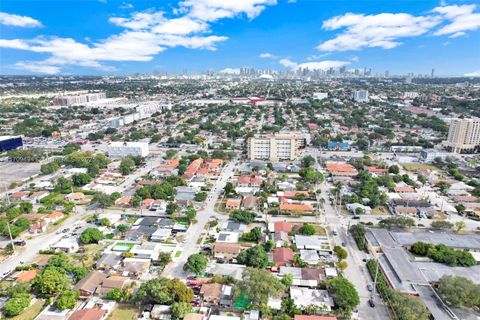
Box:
(246, 133), (307, 161)
(53, 92), (106, 106)
(445, 118), (480, 153)
(312, 92), (328, 100)
(0, 135), (23, 152)
(352, 90), (369, 102)
(107, 141), (149, 159)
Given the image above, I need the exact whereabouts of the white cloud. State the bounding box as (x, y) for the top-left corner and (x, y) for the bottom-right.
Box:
(279, 58), (350, 70)
(259, 53), (275, 58)
(318, 12), (440, 51)
(14, 62), (60, 74)
(0, 12), (42, 27)
(306, 53), (330, 61)
(179, 0), (277, 22)
(317, 5), (480, 52)
(432, 5), (480, 37)
(119, 2), (133, 10)
(1, 0), (275, 74)
(465, 70), (480, 77)
(219, 67), (240, 74)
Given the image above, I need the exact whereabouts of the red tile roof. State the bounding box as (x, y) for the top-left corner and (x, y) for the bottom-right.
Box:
(273, 247), (294, 265)
(274, 221), (292, 233)
(280, 203), (314, 212)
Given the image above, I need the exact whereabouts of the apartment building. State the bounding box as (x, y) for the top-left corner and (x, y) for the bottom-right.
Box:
(446, 118), (480, 153)
(107, 141), (149, 159)
(352, 90), (369, 103)
(247, 133), (307, 161)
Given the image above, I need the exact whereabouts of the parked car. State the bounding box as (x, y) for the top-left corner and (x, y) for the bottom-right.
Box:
(367, 284), (373, 291)
(368, 299), (375, 307)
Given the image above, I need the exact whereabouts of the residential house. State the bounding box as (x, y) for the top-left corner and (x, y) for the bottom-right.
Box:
(73, 271), (107, 298)
(96, 253), (122, 270)
(29, 220), (48, 234)
(225, 199), (241, 211)
(242, 195), (258, 210)
(280, 203), (314, 213)
(45, 211), (64, 224)
(290, 287), (334, 311)
(200, 283), (223, 305)
(272, 247), (294, 267)
(212, 242), (242, 260)
(96, 276), (128, 296)
(51, 238), (79, 253)
(121, 258), (151, 277)
(69, 308), (107, 320)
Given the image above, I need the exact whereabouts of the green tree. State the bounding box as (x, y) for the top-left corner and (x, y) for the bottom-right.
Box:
(185, 205), (196, 221)
(455, 221), (465, 232)
(328, 277), (360, 317)
(3, 293), (31, 317)
(32, 269), (70, 295)
(72, 173), (92, 186)
(237, 268), (285, 307)
(431, 220), (453, 230)
(19, 202), (33, 214)
(55, 290), (79, 310)
(388, 165), (400, 174)
(134, 278), (193, 305)
(224, 182), (235, 196)
(230, 210), (256, 224)
(120, 157), (136, 175)
(298, 223), (316, 235)
(80, 228), (104, 244)
(40, 162), (60, 175)
(157, 252), (172, 269)
(299, 168), (324, 184)
(301, 155), (315, 168)
(333, 245), (348, 261)
(106, 288), (124, 302)
(237, 245), (268, 268)
(194, 192), (207, 202)
(389, 291), (430, 320)
(55, 177), (73, 193)
(166, 202), (179, 215)
(171, 302), (192, 320)
(437, 275), (480, 308)
(91, 192), (114, 208)
(183, 254), (208, 275)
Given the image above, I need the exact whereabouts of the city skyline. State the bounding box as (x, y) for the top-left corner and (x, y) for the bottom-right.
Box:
(1, 0), (480, 76)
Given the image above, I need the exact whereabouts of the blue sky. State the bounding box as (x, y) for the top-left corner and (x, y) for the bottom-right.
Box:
(0, 0), (479, 76)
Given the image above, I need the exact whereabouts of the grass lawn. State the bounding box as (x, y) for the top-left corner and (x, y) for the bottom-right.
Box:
(314, 225), (327, 235)
(109, 304), (139, 320)
(403, 163), (439, 171)
(72, 243), (106, 267)
(11, 299), (44, 320)
(371, 206), (390, 215)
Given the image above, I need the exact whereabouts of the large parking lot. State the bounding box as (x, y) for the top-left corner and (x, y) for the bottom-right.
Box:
(0, 161), (41, 186)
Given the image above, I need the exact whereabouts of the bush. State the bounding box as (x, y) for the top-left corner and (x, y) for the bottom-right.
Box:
(298, 223), (316, 235)
(80, 228), (104, 244)
(55, 290), (79, 310)
(410, 242), (476, 267)
(349, 224), (367, 251)
(3, 293), (31, 317)
(230, 210), (256, 224)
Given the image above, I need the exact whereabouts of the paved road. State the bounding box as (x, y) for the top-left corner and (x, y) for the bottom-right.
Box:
(162, 158), (237, 279)
(316, 182), (390, 320)
(0, 206), (91, 274)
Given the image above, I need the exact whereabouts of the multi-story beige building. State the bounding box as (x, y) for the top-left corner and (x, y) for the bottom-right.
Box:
(446, 118), (480, 153)
(247, 133), (307, 161)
